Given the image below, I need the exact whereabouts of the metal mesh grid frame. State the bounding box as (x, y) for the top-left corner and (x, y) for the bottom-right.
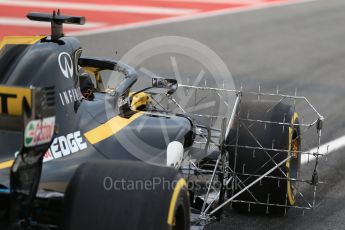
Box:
(154, 84), (325, 221)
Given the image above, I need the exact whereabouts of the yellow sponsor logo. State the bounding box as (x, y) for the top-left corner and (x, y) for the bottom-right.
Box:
(0, 86), (32, 116)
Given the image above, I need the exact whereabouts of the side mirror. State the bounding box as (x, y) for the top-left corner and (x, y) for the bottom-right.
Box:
(152, 77), (178, 95)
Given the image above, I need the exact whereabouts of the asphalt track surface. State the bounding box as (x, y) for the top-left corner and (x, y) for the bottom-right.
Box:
(77, 0), (345, 229)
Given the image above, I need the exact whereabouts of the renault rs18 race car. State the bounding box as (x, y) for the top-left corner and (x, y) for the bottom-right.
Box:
(0, 12), (324, 230)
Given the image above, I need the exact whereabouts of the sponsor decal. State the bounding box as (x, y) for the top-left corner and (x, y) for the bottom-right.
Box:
(24, 116), (55, 147)
(43, 131), (87, 162)
(58, 52), (74, 79)
(0, 86), (31, 115)
(0, 92), (16, 114)
(58, 87), (82, 106)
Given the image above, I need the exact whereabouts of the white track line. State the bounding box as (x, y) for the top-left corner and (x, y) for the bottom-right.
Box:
(69, 0), (322, 37)
(150, 0), (265, 4)
(0, 17), (105, 28)
(0, 1), (197, 15)
(301, 135), (345, 165)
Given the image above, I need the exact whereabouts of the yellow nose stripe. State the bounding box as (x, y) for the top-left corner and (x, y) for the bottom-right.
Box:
(84, 112), (144, 145)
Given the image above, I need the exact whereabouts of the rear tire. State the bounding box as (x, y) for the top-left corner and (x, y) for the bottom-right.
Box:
(62, 160), (190, 230)
(227, 101), (301, 214)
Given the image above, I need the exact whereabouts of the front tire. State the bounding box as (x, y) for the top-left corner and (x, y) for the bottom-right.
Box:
(62, 160), (190, 230)
(227, 101), (301, 214)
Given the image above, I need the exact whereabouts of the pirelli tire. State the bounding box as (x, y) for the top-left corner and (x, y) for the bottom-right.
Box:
(227, 101), (301, 214)
(62, 160), (190, 230)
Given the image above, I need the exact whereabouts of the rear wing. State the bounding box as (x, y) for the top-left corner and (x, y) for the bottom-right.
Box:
(0, 85), (56, 223)
(0, 85), (55, 133)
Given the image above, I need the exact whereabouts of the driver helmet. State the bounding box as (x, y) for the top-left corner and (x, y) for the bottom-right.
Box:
(130, 92), (151, 110)
(78, 67), (95, 101)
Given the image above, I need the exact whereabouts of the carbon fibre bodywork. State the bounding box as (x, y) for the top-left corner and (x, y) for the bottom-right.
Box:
(0, 36), (194, 192)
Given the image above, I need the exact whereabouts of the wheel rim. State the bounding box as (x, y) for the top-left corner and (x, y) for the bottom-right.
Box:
(286, 113), (300, 205)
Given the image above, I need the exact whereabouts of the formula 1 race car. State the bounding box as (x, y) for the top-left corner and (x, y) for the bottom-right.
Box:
(0, 12), (324, 229)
